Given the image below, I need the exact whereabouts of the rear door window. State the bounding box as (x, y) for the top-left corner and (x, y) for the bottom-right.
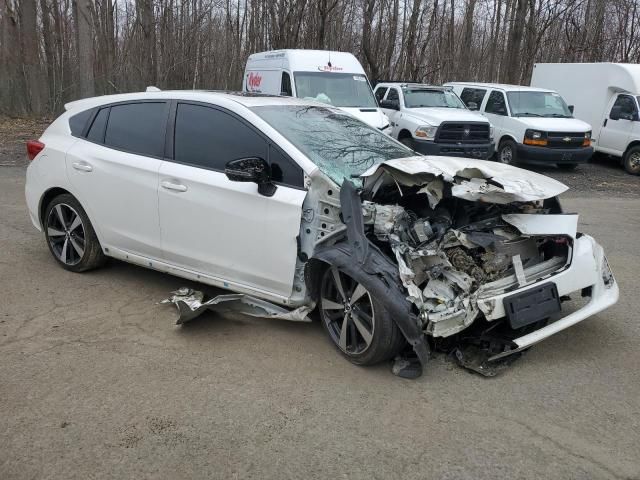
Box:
(104, 102), (168, 157)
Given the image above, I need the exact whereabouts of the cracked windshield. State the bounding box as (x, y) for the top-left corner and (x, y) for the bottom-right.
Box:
(252, 105), (413, 184)
(507, 91), (573, 117)
(293, 72), (378, 108)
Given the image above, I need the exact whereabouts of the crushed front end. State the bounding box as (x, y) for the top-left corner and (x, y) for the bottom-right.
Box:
(359, 157), (619, 372)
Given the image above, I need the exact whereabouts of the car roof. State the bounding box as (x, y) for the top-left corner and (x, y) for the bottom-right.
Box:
(377, 82), (450, 90)
(446, 82), (555, 93)
(64, 90), (322, 112)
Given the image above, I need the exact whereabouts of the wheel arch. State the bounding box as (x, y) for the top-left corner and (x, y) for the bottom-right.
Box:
(498, 134), (518, 147)
(398, 128), (413, 140)
(623, 140), (640, 159)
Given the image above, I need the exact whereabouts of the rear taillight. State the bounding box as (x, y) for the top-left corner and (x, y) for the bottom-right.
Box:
(26, 140), (45, 160)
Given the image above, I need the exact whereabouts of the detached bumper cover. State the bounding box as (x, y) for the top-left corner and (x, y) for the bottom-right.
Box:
(412, 139), (495, 160)
(516, 144), (593, 165)
(479, 234), (619, 359)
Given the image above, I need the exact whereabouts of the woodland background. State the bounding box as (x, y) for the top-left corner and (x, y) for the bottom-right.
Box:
(1, 0), (639, 116)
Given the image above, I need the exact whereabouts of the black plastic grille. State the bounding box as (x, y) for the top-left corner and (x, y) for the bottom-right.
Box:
(546, 131), (586, 149)
(435, 122), (490, 144)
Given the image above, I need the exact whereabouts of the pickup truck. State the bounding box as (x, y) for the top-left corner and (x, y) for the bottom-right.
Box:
(374, 82), (494, 159)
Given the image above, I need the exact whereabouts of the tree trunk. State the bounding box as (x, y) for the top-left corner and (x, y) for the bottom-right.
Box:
(74, 0), (95, 98)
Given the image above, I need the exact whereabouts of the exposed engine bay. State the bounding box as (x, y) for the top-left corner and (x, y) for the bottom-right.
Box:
(358, 158), (572, 341)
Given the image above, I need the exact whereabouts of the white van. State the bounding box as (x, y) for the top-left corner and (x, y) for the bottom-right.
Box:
(531, 63), (640, 175)
(446, 82), (593, 170)
(243, 49), (391, 133)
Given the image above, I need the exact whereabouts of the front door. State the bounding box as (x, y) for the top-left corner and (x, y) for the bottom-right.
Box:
(598, 94), (638, 155)
(158, 102), (307, 298)
(481, 90), (508, 140)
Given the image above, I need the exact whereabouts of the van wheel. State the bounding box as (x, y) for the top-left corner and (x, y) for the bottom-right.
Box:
(497, 139), (517, 165)
(623, 146), (640, 175)
(319, 266), (405, 366)
(44, 194), (106, 272)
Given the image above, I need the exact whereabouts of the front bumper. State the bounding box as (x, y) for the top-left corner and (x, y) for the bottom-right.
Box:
(516, 144), (594, 165)
(475, 234), (618, 358)
(412, 139), (495, 160)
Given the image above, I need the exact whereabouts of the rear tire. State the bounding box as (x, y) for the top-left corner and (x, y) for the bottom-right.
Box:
(623, 146), (640, 175)
(318, 266), (405, 366)
(497, 139), (517, 165)
(44, 194), (106, 272)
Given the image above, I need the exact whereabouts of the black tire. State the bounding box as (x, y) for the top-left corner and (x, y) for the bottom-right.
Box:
(399, 136), (415, 150)
(497, 139), (517, 165)
(43, 193), (106, 272)
(557, 163), (578, 171)
(623, 146), (640, 175)
(318, 265), (405, 366)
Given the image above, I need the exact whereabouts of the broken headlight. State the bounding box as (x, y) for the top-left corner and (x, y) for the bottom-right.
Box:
(601, 256), (614, 287)
(415, 125), (438, 141)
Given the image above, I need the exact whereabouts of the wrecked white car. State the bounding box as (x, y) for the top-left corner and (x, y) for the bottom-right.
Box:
(25, 92), (618, 377)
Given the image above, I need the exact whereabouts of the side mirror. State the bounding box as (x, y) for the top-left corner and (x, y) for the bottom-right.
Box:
(380, 99), (400, 110)
(225, 157), (277, 197)
(467, 101), (479, 111)
(568, 105), (574, 114)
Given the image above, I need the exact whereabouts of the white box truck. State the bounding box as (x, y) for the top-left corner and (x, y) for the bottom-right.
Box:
(531, 63), (640, 175)
(242, 49), (391, 134)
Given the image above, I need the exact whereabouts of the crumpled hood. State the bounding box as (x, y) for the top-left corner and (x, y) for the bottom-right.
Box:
(402, 107), (488, 125)
(360, 156), (568, 205)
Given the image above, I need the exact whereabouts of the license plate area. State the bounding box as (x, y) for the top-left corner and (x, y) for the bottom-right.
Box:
(503, 283), (561, 329)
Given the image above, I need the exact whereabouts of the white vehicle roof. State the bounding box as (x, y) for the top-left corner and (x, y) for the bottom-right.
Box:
(64, 90), (322, 112)
(245, 49), (366, 75)
(533, 63), (640, 95)
(376, 82), (451, 90)
(446, 82), (555, 94)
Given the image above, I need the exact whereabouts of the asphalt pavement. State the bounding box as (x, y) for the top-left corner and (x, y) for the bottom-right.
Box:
(1, 163), (639, 479)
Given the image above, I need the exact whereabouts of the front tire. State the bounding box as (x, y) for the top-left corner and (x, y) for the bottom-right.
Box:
(497, 139), (517, 165)
(319, 266), (405, 366)
(44, 194), (106, 272)
(623, 146), (640, 175)
(399, 136), (415, 150)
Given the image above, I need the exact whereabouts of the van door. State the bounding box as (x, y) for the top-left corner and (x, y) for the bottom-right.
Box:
(598, 94), (638, 155)
(482, 90), (508, 141)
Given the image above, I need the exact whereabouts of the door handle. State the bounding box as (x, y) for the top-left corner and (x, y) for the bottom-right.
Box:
(72, 162), (93, 172)
(161, 180), (188, 192)
(603, 119), (608, 127)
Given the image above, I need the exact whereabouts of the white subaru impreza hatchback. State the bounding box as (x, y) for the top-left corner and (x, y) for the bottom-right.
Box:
(25, 90), (618, 376)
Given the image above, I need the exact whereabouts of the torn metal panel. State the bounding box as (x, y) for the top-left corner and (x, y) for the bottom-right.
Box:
(502, 213), (579, 238)
(360, 157), (568, 205)
(161, 287), (314, 324)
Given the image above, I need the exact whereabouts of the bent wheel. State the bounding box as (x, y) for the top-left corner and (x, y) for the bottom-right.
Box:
(319, 266), (405, 365)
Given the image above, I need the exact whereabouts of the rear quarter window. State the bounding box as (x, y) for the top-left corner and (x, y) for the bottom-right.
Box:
(68, 109), (93, 137)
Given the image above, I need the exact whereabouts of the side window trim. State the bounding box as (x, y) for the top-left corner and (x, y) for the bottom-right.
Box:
(170, 100), (306, 190)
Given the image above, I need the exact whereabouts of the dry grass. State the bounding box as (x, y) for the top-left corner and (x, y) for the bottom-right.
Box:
(0, 116), (51, 166)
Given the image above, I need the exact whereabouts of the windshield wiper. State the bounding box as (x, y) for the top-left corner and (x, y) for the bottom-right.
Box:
(545, 113), (571, 118)
(516, 112), (543, 117)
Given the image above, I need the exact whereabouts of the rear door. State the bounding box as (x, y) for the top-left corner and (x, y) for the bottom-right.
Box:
(598, 94), (637, 155)
(66, 101), (169, 259)
(158, 101), (307, 298)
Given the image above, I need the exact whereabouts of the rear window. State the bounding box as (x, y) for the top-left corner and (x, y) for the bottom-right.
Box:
(69, 109), (93, 137)
(104, 102), (168, 157)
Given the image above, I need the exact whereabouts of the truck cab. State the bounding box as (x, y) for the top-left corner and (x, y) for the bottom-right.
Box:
(373, 83), (494, 159)
(531, 63), (640, 175)
(243, 49), (391, 134)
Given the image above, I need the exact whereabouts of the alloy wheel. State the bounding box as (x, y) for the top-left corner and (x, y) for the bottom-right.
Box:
(320, 267), (375, 355)
(47, 203), (86, 266)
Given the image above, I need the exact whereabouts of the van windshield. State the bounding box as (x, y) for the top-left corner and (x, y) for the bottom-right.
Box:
(251, 105), (413, 185)
(507, 91), (573, 118)
(294, 72), (378, 108)
(403, 88), (466, 109)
